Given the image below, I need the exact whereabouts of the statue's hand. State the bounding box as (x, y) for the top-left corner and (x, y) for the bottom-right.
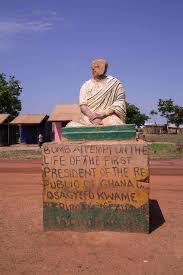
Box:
(95, 113), (104, 119)
(91, 118), (103, 125)
(89, 112), (101, 121)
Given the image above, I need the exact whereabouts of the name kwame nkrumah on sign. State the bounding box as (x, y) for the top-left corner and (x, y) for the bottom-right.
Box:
(42, 143), (149, 209)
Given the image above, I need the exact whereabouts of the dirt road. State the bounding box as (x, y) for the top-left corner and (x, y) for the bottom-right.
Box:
(0, 160), (183, 274)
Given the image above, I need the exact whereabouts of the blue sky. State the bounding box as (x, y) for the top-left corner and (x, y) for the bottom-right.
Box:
(0, 0), (183, 123)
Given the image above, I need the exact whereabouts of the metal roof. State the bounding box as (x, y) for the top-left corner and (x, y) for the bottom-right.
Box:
(48, 104), (81, 122)
(10, 114), (47, 124)
(0, 114), (10, 124)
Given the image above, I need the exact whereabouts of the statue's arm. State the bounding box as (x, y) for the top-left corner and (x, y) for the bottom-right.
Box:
(80, 104), (115, 121)
(80, 104), (100, 121)
(105, 83), (126, 117)
(104, 108), (115, 116)
(80, 83), (103, 123)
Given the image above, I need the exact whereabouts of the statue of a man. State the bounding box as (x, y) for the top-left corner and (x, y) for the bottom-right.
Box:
(67, 58), (126, 127)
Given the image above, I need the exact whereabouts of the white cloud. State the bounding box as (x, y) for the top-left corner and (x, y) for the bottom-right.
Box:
(0, 20), (52, 33)
(0, 11), (62, 35)
(0, 11), (64, 54)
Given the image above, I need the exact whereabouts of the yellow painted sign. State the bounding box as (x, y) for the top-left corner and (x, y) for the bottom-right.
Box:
(42, 141), (150, 210)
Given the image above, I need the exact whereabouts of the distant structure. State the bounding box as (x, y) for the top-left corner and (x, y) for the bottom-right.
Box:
(144, 124), (167, 134)
(0, 114), (17, 146)
(144, 124), (183, 134)
(11, 114), (52, 144)
(49, 104), (80, 142)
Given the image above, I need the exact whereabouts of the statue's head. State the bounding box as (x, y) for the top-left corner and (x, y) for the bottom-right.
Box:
(91, 59), (108, 79)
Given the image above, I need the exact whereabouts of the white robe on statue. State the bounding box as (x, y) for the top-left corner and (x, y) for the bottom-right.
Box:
(67, 75), (126, 127)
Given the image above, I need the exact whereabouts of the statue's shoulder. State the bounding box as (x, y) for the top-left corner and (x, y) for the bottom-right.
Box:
(86, 79), (93, 85)
(81, 79), (92, 88)
(80, 79), (93, 93)
(108, 75), (121, 84)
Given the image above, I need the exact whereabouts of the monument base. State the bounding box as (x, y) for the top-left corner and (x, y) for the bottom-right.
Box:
(62, 124), (136, 141)
(42, 140), (150, 233)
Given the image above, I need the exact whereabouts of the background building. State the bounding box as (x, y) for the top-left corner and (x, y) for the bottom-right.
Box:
(49, 104), (80, 142)
(0, 114), (17, 146)
(11, 114), (52, 144)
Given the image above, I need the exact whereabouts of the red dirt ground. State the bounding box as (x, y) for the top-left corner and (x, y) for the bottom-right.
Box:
(0, 159), (183, 275)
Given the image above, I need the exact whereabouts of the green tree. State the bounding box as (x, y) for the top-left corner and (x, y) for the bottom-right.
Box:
(169, 105), (183, 127)
(150, 110), (158, 116)
(157, 98), (174, 125)
(126, 102), (149, 126)
(150, 110), (158, 123)
(0, 73), (22, 117)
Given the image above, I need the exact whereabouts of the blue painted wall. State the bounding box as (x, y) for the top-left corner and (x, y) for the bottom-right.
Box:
(20, 122), (51, 144)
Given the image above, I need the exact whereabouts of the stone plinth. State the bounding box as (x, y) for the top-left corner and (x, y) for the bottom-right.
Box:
(62, 124), (136, 141)
(42, 140), (150, 233)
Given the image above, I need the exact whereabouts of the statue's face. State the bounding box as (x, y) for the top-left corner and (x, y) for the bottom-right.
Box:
(91, 59), (107, 78)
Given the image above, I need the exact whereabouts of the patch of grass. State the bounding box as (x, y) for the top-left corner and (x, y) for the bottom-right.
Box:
(149, 143), (175, 152)
(149, 143), (183, 160)
(0, 149), (41, 160)
(145, 134), (183, 143)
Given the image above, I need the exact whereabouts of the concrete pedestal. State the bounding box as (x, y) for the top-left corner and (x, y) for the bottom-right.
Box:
(42, 140), (150, 233)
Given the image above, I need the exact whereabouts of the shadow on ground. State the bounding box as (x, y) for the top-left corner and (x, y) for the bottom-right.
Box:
(149, 199), (165, 233)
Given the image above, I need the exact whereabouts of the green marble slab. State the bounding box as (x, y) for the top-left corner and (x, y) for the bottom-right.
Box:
(62, 124), (136, 141)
